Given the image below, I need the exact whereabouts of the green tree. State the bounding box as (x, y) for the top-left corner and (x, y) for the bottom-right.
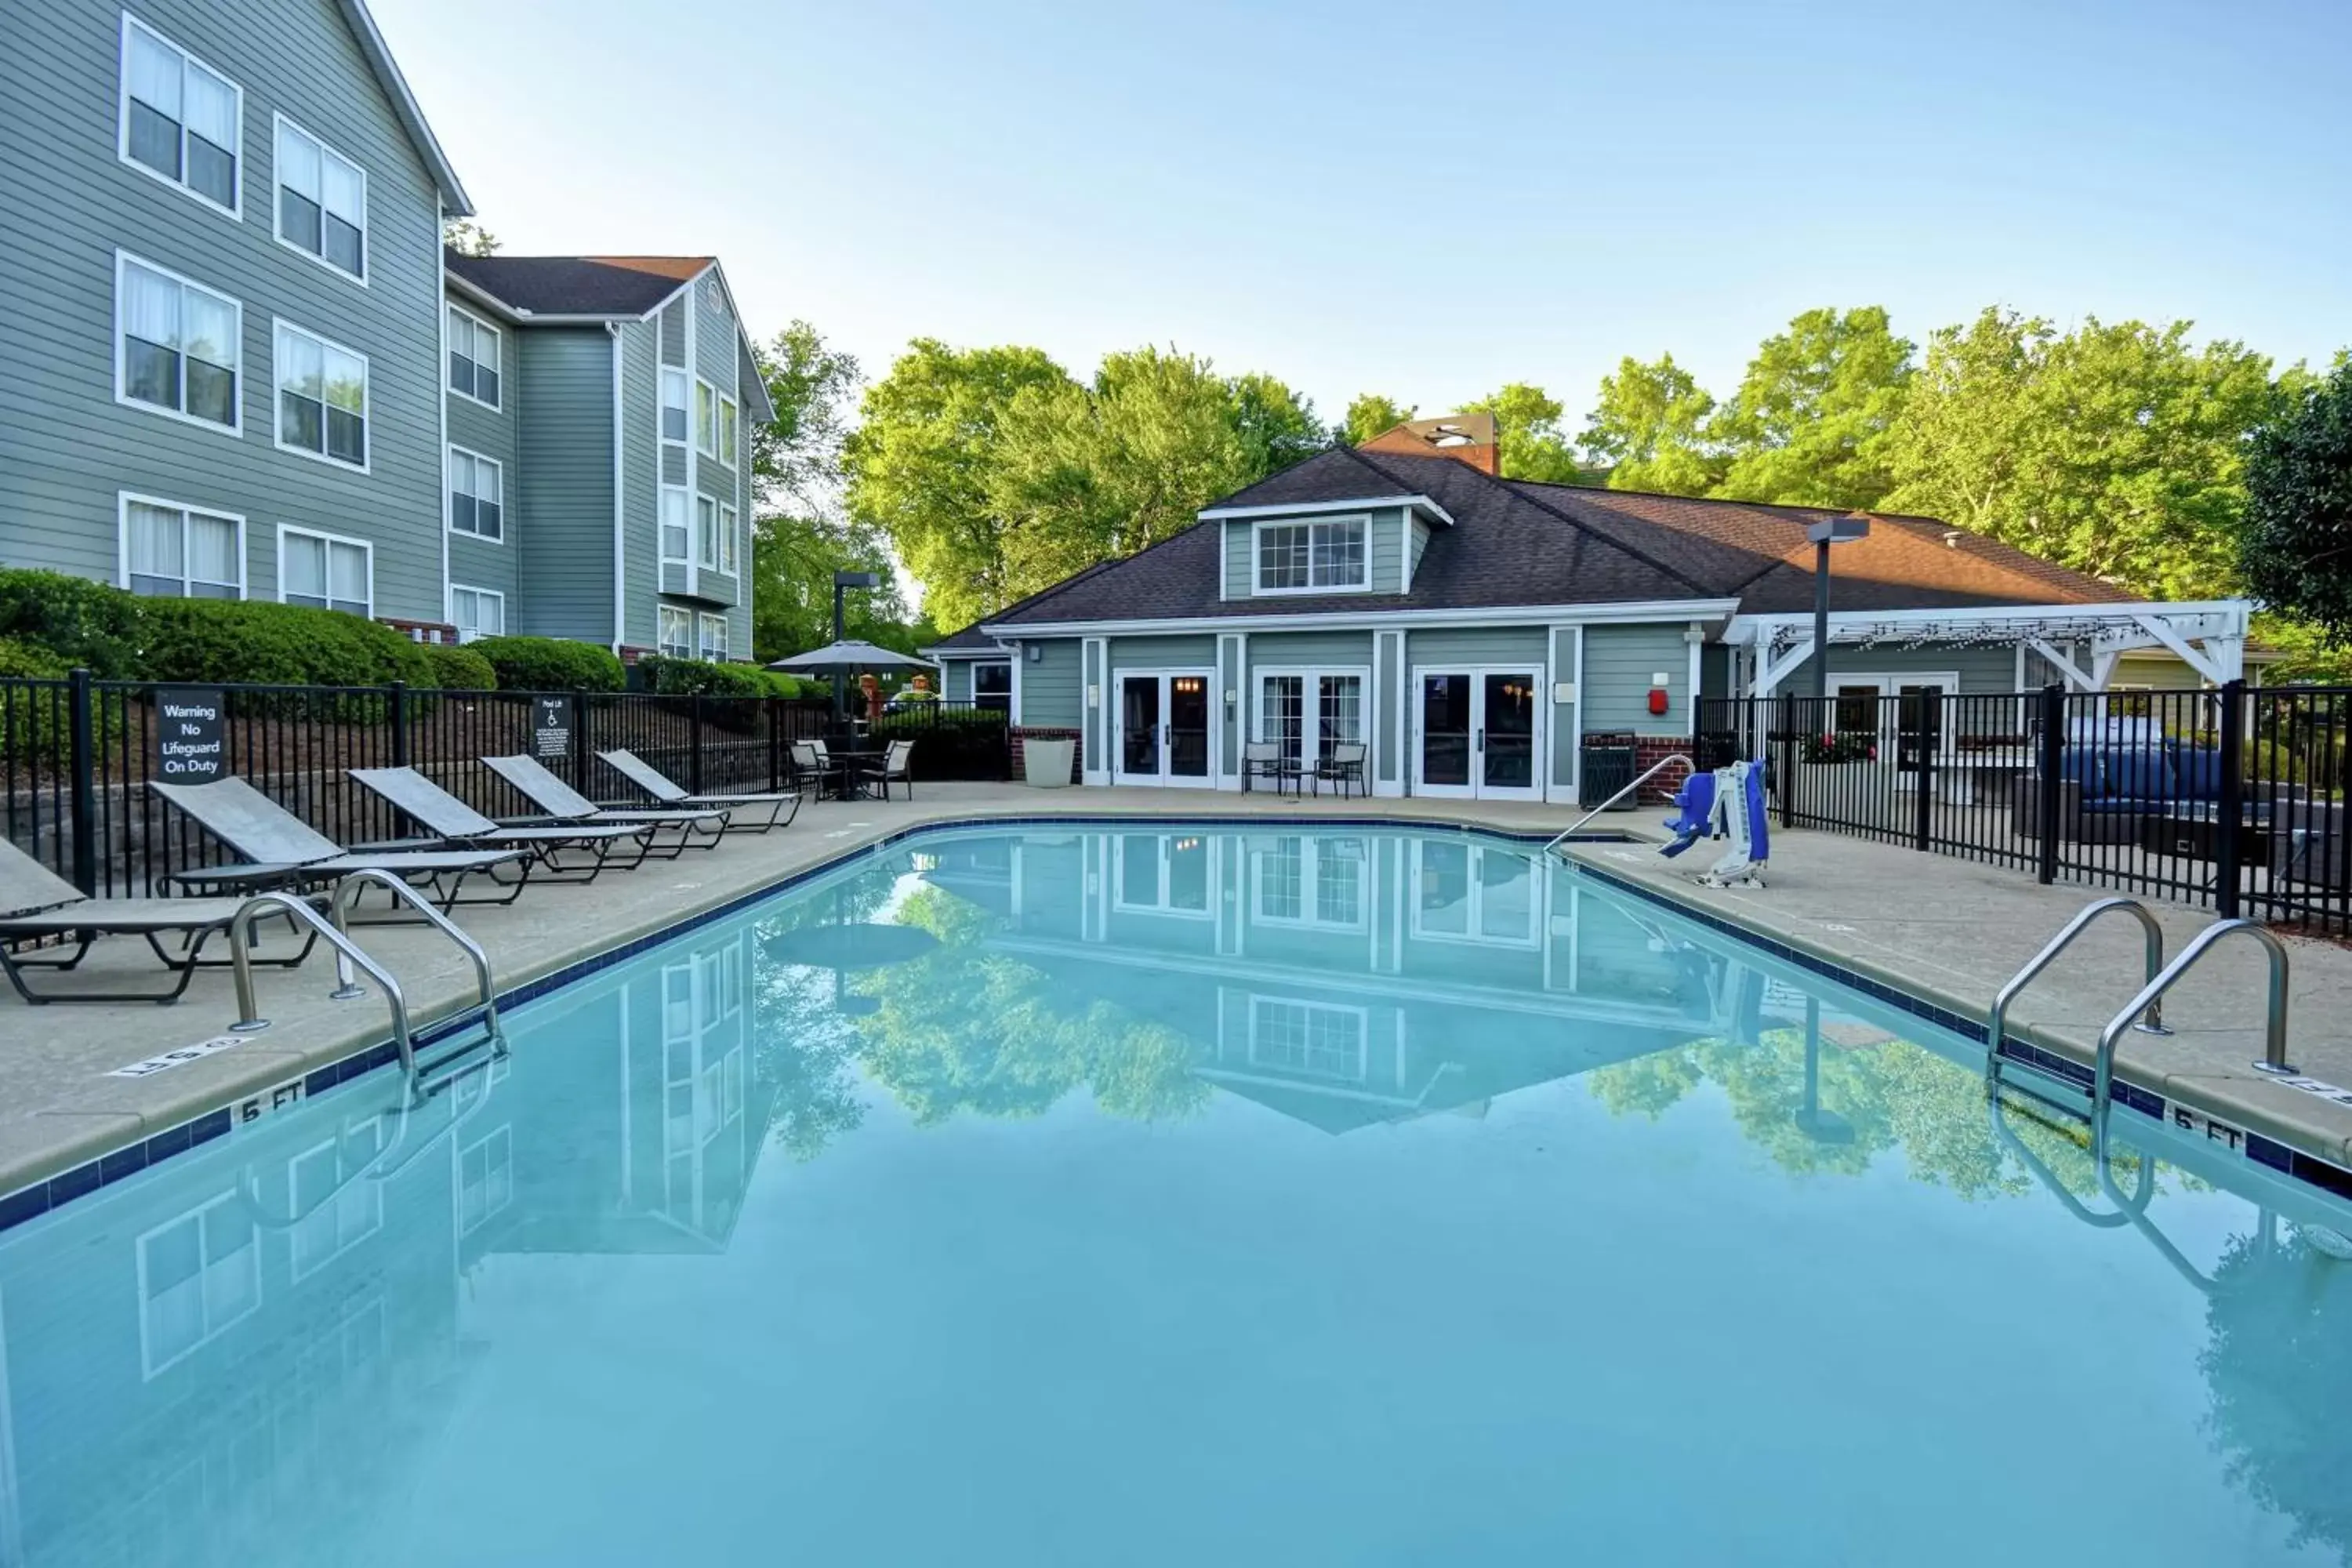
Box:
(2234, 357), (2352, 644)
(1711, 306), (1915, 510)
(1884, 310), (2282, 597)
(1226, 371), (1328, 477)
(750, 515), (911, 662)
(751, 321), (861, 517)
(1463, 382), (1584, 483)
(1580, 353), (1724, 495)
(844, 340), (1076, 632)
(1343, 393), (1417, 445)
(442, 216), (498, 256)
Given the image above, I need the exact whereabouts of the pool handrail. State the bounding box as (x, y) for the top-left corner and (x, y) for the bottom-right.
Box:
(325, 869), (501, 1054)
(1983, 897), (2170, 1101)
(228, 894), (413, 1080)
(1544, 754), (1695, 852)
(2092, 917), (2293, 1167)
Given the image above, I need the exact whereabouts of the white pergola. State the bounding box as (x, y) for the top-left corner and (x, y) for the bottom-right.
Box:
(1720, 600), (2252, 698)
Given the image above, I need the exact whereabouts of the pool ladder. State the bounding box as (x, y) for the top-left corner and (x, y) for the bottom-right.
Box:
(1984, 898), (2295, 1163)
(1544, 753), (1696, 854)
(227, 869), (503, 1104)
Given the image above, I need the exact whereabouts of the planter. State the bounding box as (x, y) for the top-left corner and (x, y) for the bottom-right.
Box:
(1788, 760), (1903, 832)
(1022, 737), (1076, 788)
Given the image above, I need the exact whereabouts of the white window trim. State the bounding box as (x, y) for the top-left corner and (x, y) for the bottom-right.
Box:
(695, 492), (720, 571)
(270, 111), (368, 286)
(1109, 832), (1218, 920)
(117, 13), (243, 221)
(448, 583), (505, 642)
(276, 523), (373, 616)
(1406, 840), (1542, 949)
(693, 377), (719, 458)
(135, 1189), (261, 1381)
(117, 492), (247, 600)
(1251, 514), (1373, 597)
(445, 443), (504, 543)
(271, 318), (370, 473)
(1247, 837), (1370, 934)
(656, 604), (693, 659)
(1244, 994), (1370, 1083)
(659, 485), (691, 568)
(286, 1123), (385, 1283)
(1250, 663), (1371, 772)
(445, 302), (502, 412)
(717, 393), (739, 470)
(659, 366), (690, 448)
(114, 250), (243, 438)
(698, 611), (729, 662)
(458, 1125), (514, 1236)
(717, 502), (738, 577)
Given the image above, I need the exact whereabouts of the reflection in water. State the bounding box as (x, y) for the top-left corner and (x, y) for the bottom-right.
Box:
(0, 828), (2345, 1566)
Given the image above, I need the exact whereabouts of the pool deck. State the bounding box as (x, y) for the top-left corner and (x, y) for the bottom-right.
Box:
(3, 782), (2350, 1202)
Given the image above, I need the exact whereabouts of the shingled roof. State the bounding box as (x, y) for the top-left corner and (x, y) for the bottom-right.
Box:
(443, 252), (715, 317)
(937, 447), (2123, 641)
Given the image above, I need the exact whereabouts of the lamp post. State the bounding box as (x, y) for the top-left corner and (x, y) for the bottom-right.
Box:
(1805, 515), (1870, 699)
(830, 570), (880, 721)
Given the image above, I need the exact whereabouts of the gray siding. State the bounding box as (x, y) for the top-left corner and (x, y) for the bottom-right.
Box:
(1220, 506), (1406, 598)
(1581, 623), (1692, 733)
(514, 328), (615, 640)
(1408, 518), (1432, 584)
(0, 0), (446, 619)
(1019, 639), (1083, 727)
(445, 293), (516, 608)
(1245, 630), (1374, 670)
(1108, 634), (1216, 669)
(691, 273), (738, 400)
(942, 659), (973, 702)
(1406, 626), (1550, 670)
(1777, 641), (2024, 696)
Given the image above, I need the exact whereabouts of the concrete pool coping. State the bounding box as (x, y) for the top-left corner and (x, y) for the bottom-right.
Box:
(2, 782), (2348, 1218)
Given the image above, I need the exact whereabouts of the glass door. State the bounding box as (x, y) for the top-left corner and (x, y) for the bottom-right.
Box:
(1118, 674), (1161, 782)
(1482, 673), (1537, 793)
(1417, 673), (1474, 796)
(1114, 670), (1218, 787)
(1415, 668), (1544, 800)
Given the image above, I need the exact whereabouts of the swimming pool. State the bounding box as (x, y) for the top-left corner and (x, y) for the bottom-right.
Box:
(2, 822), (2347, 1566)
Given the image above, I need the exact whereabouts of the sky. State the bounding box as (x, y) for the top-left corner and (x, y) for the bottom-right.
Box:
(376, 0), (2352, 434)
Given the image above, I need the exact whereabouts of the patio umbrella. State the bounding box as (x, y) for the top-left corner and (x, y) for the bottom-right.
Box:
(768, 640), (938, 722)
(761, 892), (939, 1016)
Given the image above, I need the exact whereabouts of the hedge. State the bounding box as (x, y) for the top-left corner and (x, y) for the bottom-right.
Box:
(0, 637), (128, 759)
(0, 570), (146, 677)
(633, 655), (807, 700)
(470, 636), (626, 693)
(138, 598), (438, 689)
(421, 642), (498, 692)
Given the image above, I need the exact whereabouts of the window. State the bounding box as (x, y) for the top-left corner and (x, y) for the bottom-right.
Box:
(695, 380), (717, 456)
(448, 448), (503, 539)
(289, 1122), (384, 1279)
(1247, 996), (1367, 1082)
(718, 503), (738, 575)
(274, 321), (367, 468)
(458, 1127), (512, 1236)
(717, 395), (739, 468)
(449, 585), (503, 642)
(279, 527), (370, 616)
(137, 1192), (260, 1377)
(973, 661), (1012, 713)
(1250, 836), (1366, 931)
(120, 16), (240, 212)
(117, 254), (240, 430)
(660, 368), (688, 445)
(699, 612), (728, 662)
(696, 495), (720, 570)
(1256, 668), (1364, 769)
(658, 605), (692, 659)
(447, 307), (500, 407)
(660, 488), (690, 564)
(274, 115), (365, 279)
(121, 495), (242, 599)
(1257, 517), (1368, 593)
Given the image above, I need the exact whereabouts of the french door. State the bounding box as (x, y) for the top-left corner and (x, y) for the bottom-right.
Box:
(1115, 670), (1215, 787)
(1413, 668), (1544, 800)
(1256, 669), (1367, 775)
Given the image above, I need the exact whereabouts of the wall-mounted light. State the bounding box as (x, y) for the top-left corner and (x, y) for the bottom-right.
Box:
(1026, 643), (1042, 662)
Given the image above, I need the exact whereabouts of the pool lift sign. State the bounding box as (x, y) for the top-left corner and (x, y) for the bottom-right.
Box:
(532, 695), (573, 760)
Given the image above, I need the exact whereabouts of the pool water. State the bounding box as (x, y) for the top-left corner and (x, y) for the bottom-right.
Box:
(2, 826), (2348, 1566)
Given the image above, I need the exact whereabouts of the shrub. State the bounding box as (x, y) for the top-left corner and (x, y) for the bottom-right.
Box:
(471, 636), (625, 693)
(0, 569), (146, 676)
(633, 655), (774, 699)
(421, 641), (498, 692)
(138, 599), (437, 688)
(0, 637), (128, 760)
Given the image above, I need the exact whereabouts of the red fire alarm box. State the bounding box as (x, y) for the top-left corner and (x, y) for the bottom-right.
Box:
(1648, 673), (1670, 716)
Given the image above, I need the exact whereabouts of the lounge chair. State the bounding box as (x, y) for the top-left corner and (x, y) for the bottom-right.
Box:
(149, 777), (531, 910)
(0, 839), (321, 1004)
(479, 755), (727, 856)
(596, 749), (800, 833)
(349, 767), (655, 883)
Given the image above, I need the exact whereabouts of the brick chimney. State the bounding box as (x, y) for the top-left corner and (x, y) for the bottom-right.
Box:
(1359, 411), (1500, 474)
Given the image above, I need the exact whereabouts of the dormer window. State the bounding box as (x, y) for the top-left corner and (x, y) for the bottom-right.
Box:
(1257, 517), (1367, 593)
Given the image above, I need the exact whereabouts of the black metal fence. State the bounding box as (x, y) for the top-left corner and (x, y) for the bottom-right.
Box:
(1698, 681), (2350, 930)
(2, 676), (1009, 896)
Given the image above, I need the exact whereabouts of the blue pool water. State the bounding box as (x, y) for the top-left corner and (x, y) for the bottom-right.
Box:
(2, 825), (2349, 1566)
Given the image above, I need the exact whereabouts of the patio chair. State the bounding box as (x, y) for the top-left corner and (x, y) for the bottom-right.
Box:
(349, 767), (655, 884)
(0, 839), (323, 1005)
(855, 739), (916, 801)
(147, 776), (532, 912)
(595, 749), (800, 832)
(478, 755), (727, 855)
(1242, 741), (1301, 796)
(1313, 742), (1369, 800)
(789, 739), (848, 799)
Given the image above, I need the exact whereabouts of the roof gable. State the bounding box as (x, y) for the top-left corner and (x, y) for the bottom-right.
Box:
(336, 0), (469, 212)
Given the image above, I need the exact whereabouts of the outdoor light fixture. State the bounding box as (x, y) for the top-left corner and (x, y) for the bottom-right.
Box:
(1805, 514), (1871, 699)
